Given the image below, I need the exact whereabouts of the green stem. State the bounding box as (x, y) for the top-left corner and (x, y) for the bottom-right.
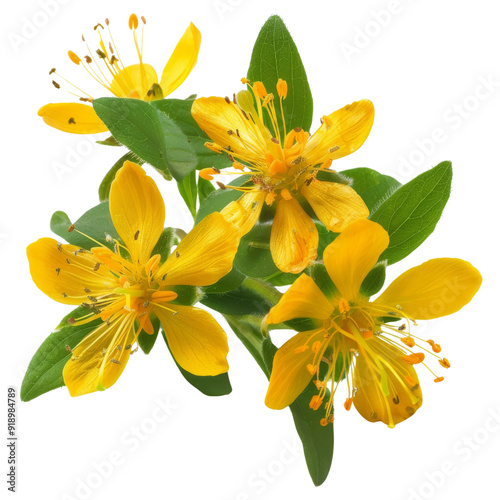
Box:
(240, 276), (282, 306)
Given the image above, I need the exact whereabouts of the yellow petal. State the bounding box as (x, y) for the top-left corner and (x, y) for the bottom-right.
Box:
(110, 63), (158, 99)
(270, 198), (318, 274)
(323, 219), (389, 301)
(267, 274), (333, 324)
(38, 103), (108, 134)
(156, 304), (228, 376)
(192, 97), (268, 162)
(301, 180), (369, 232)
(375, 258), (482, 320)
(160, 23), (201, 96)
(158, 212), (239, 286)
(109, 161), (165, 265)
(27, 238), (117, 305)
(63, 314), (135, 397)
(353, 340), (422, 427)
(305, 100), (374, 165)
(220, 190), (265, 235)
(265, 329), (323, 409)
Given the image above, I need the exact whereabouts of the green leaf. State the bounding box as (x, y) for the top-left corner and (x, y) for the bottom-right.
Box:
(151, 99), (232, 171)
(151, 228), (175, 264)
(50, 202), (118, 251)
(96, 135), (122, 147)
(98, 152), (145, 202)
(337, 167), (401, 214)
(290, 384), (334, 486)
(93, 97), (198, 181)
(370, 161), (452, 265)
(21, 308), (101, 401)
(138, 317), (160, 355)
(195, 177), (247, 224)
(309, 263), (338, 300)
(202, 266), (246, 294)
(177, 169), (197, 218)
(247, 15), (313, 135)
(198, 177), (215, 204)
(360, 261), (387, 297)
(224, 314), (333, 486)
(161, 329), (232, 396)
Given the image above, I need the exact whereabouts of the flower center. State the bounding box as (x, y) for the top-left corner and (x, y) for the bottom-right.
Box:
(49, 14), (162, 102)
(200, 79), (337, 206)
(293, 297), (450, 427)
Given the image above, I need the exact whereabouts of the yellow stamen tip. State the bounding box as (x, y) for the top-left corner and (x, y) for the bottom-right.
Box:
(128, 13), (139, 30)
(306, 364), (317, 375)
(276, 78), (288, 99)
(339, 298), (350, 313)
(280, 188), (292, 200)
(199, 168), (215, 181)
(253, 81), (267, 99)
(344, 397), (353, 411)
(311, 341), (322, 353)
(320, 418), (328, 427)
(309, 395), (323, 411)
(68, 50), (81, 65)
(294, 345), (309, 354)
(240, 77), (250, 84)
(439, 358), (451, 369)
(434, 377), (445, 383)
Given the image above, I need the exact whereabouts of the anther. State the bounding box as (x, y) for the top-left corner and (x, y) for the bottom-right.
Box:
(240, 77), (250, 84)
(84, 287), (91, 293)
(320, 418), (328, 427)
(434, 377), (444, 383)
(56, 268), (60, 275)
(84, 55), (92, 64)
(439, 358), (451, 369)
(68, 51), (81, 65)
(141, 16), (146, 24)
(227, 130), (234, 135)
(271, 137), (279, 144)
(65, 345), (72, 352)
(339, 298), (350, 313)
(134, 230), (140, 241)
(398, 324), (406, 331)
(216, 181), (227, 190)
(67, 317), (76, 325)
(294, 127), (302, 133)
(128, 14), (139, 30)
(276, 79), (288, 99)
(105, 18), (109, 25)
(311, 341), (322, 353)
(52, 80), (60, 89)
(110, 358), (121, 364)
(401, 336), (415, 347)
(94, 263), (101, 272)
(393, 395), (400, 405)
(309, 395), (323, 410)
(68, 224), (75, 232)
(68, 117), (76, 125)
(94, 23), (104, 30)
(96, 49), (106, 59)
(49, 68), (56, 75)
(294, 345), (309, 354)
(224, 96), (231, 104)
(306, 364), (317, 375)
(175, 251), (180, 258)
(344, 398), (353, 411)
(329, 146), (340, 153)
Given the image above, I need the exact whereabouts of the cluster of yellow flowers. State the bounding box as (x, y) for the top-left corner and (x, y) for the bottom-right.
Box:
(28, 13), (482, 436)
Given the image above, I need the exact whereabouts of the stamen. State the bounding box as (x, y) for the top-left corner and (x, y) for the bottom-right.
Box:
(276, 79), (287, 99)
(339, 298), (350, 313)
(68, 51), (81, 65)
(129, 14), (139, 30)
(294, 345), (309, 354)
(439, 358), (451, 369)
(434, 377), (444, 382)
(309, 395), (323, 410)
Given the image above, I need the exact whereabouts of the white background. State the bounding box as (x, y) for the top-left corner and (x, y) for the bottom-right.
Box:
(2, 0), (499, 499)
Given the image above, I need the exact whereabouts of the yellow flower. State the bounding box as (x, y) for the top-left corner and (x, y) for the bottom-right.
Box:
(265, 219), (482, 428)
(191, 79), (373, 274)
(26, 161), (239, 397)
(38, 14), (201, 134)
